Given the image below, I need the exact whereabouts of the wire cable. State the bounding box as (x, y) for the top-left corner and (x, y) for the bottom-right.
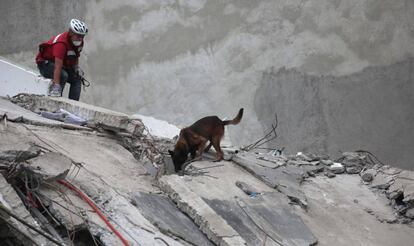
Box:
(57, 179), (130, 246)
(0, 204), (65, 246)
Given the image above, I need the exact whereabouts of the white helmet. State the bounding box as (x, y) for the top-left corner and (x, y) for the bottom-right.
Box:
(69, 19), (88, 35)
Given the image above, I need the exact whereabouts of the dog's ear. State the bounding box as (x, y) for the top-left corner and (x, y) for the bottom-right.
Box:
(168, 150), (174, 156)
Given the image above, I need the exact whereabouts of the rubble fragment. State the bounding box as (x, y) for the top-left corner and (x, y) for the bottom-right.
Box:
(324, 171), (336, 178)
(406, 208), (414, 219)
(361, 172), (374, 182)
(370, 173), (393, 189)
(131, 192), (214, 246)
(320, 159), (334, 166)
(346, 165), (363, 174)
(26, 152), (72, 182)
(329, 162), (345, 174)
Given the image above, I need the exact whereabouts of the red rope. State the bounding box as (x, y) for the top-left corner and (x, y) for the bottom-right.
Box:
(58, 179), (130, 246)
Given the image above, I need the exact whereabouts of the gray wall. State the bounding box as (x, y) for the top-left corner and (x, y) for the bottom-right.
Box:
(1, 0), (413, 169)
(0, 0), (86, 54)
(255, 60), (414, 167)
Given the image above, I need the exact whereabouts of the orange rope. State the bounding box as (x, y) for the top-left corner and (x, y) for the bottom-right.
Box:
(58, 180), (130, 246)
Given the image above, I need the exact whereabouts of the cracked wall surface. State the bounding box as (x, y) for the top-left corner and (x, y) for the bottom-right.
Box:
(255, 59), (414, 168)
(1, 0), (413, 169)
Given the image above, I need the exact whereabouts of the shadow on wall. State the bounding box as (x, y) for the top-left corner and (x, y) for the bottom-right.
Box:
(254, 57), (414, 170)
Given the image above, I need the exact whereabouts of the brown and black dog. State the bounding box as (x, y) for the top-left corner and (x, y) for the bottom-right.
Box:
(169, 108), (243, 172)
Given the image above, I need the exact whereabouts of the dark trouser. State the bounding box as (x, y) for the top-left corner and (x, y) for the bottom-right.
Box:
(37, 61), (82, 101)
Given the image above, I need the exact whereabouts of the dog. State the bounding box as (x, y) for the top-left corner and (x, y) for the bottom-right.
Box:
(168, 108), (243, 172)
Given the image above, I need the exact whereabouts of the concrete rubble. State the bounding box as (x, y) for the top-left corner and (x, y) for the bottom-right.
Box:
(0, 94), (413, 245)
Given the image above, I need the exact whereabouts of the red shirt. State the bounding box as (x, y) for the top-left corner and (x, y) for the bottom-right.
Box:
(36, 31), (83, 69)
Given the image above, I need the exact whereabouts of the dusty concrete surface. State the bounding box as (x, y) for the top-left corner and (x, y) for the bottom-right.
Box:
(296, 175), (414, 246)
(0, 96), (87, 130)
(131, 192), (214, 246)
(159, 160), (318, 246)
(1, 1), (413, 169)
(0, 96), (197, 245)
(1, 96), (414, 245)
(10, 94), (131, 131)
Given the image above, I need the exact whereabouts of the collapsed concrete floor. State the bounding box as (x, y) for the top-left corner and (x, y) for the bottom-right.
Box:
(0, 94), (413, 246)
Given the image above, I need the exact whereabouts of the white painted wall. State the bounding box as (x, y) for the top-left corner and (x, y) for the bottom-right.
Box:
(0, 59), (50, 97)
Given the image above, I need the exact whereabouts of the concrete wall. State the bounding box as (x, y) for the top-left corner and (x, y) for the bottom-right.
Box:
(1, 0), (413, 168)
(255, 60), (414, 167)
(0, 0), (86, 55)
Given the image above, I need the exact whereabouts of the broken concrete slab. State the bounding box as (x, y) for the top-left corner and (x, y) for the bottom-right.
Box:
(237, 194), (317, 246)
(26, 152), (72, 182)
(39, 181), (185, 246)
(131, 192), (214, 246)
(233, 152), (312, 208)
(159, 174), (247, 246)
(402, 183), (414, 204)
(397, 170), (414, 181)
(36, 184), (103, 231)
(387, 179), (404, 200)
(10, 94), (130, 131)
(25, 123), (199, 245)
(0, 122), (42, 163)
(1, 120), (189, 244)
(370, 173), (394, 189)
(95, 188), (189, 246)
(0, 175), (48, 245)
(159, 160), (317, 245)
(1, 97), (88, 130)
(381, 167), (402, 175)
(386, 170), (414, 205)
(233, 153), (305, 188)
(201, 198), (278, 246)
(22, 124), (151, 194)
(3, 92), (413, 245)
(296, 175), (413, 246)
(0, 144), (40, 163)
(204, 196), (317, 246)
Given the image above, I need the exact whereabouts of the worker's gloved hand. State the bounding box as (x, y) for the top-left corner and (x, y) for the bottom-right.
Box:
(74, 65), (84, 78)
(48, 83), (61, 97)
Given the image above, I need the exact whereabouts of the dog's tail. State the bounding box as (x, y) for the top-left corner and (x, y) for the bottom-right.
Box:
(223, 108), (244, 126)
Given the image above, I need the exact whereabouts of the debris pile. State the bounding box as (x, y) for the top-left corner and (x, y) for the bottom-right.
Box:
(9, 93), (174, 178)
(232, 149), (414, 224)
(1, 94), (413, 245)
(0, 95), (181, 245)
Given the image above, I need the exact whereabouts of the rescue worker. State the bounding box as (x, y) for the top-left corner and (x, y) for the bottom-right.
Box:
(36, 19), (88, 101)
